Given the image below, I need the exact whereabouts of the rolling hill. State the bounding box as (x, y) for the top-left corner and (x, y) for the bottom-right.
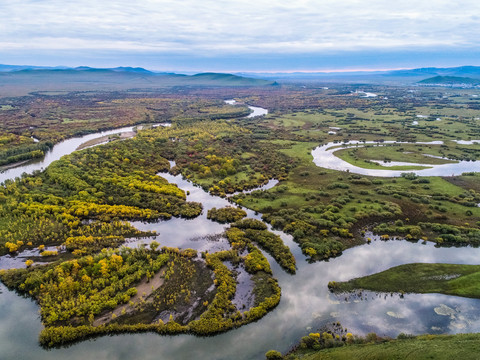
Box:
(0, 67), (276, 96)
(238, 65), (480, 84)
(2, 63), (480, 87)
(418, 75), (480, 86)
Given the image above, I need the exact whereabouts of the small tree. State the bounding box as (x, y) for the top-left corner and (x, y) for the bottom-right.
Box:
(150, 241), (160, 251)
(265, 350), (283, 360)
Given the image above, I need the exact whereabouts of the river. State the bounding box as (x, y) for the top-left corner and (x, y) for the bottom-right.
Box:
(312, 140), (480, 177)
(224, 99), (268, 118)
(0, 124), (168, 184)
(354, 91), (378, 98)
(2, 106), (480, 359)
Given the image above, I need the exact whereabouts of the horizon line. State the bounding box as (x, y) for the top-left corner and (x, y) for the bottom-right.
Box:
(2, 63), (479, 75)
(226, 67), (413, 74)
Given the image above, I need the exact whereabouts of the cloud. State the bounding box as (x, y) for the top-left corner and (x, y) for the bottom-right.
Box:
(2, 0), (479, 54)
(1, 0), (479, 70)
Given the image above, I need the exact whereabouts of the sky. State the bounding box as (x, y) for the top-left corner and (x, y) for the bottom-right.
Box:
(1, 0), (480, 72)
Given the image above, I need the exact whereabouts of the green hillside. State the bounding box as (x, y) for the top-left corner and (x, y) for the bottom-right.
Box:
(0, 69), (275, 96)
(418, 75), (480, 85)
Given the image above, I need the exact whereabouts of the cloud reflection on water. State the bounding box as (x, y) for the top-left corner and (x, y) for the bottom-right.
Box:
(3, 171), (480, 359)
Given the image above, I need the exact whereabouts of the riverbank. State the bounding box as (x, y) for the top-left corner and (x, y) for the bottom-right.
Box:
(76, 131), (136, 150)
(329, 263), (480, 299)
(286, 333), (480, 360)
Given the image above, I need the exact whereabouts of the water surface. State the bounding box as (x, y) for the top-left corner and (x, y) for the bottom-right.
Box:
(2, 107), (480, 359)
(312, 140), (480, 177)
(224, 99), (268, 118)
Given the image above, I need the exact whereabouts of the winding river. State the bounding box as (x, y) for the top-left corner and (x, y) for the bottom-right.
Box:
(0, 124), (168, 184)
(2, 106), (480, 359)
(225, 99), (268, 118)
(312, 140), (480, 177)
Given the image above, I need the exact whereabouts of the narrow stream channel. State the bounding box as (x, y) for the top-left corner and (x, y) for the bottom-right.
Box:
(2, 105), (480, 360)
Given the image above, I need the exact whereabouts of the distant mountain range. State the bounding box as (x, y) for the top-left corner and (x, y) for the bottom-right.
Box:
(240, 65), (480, 77)
(0, 66), (277, 96)
(418, 75), (480, 87)
(0, 65), (155, 73)
(238, 66), (480, 84)
(0, 65), (277, 85)
(1, 64), (480, 87)
(0, 64), (71, 72)
(387, 66), (480, 78)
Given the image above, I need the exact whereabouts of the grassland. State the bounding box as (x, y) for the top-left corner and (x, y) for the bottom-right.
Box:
(262, 98), (480, 145)
(333, 147), (432, 170)
(329, 263), (480, 298)
(335, 144), (457, 167)
(235, 132), (480, 259)
(288, 333), (480, 360)
(217, 86), (480, 261)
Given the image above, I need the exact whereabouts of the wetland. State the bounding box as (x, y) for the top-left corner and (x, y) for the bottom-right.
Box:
(1, 84), (480, 359)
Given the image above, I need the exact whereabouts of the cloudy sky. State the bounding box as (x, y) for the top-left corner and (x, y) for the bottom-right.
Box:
(1, 0), (479, 72)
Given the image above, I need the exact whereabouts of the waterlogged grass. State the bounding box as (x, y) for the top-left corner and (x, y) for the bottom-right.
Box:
(336, 143), (457, 163)
(334, 147), (431, 171)
(265, 98), (480, 145)
(238, 137), (479, 260)
(330, 263), (480, 299)
(271, 140), (317, 163)
(293, 333), (480, 360)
